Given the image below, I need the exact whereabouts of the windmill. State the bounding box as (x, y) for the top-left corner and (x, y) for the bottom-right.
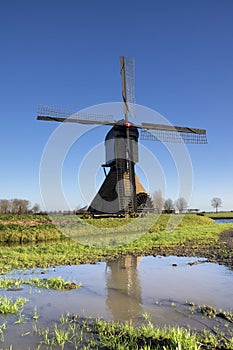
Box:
(37, 56), (207, 216)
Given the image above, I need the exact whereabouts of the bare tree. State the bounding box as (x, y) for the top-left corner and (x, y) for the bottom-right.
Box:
(163, 198), (174, 213)
(11, 199), (19, 214)
(32, 203), (40, 213)
(152, 190), (164, 213)
(20, 200), (30, 214)
(0, 199), (10, 214)
(0, 198), (40, 214)
(175, 197), (187, 214)
(11, 199), (30, 214)
(211, 197), (222, 213)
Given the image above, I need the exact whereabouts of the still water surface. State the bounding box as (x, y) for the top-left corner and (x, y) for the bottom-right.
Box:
(2, 255), (233, 348)
(7, 255), (233, 326)
(215, 218), (233, 223)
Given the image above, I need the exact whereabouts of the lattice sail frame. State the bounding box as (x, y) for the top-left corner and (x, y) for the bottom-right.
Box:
(124, 57), (136, 119)
(140, 128), (207, 144)
(38, 105), (114, 123)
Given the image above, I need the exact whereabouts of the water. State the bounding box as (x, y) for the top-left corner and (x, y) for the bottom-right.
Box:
(5, 255), (233, 322)
(1, 255), (233, 348)
(215, 218), (233, 224)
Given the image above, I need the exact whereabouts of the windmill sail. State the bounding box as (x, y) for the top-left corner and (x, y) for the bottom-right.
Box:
(37, 105), (115, 125)
(124, 57), (136, 119)
(120, 57), (136, 120)
(140, 123), (207, 144)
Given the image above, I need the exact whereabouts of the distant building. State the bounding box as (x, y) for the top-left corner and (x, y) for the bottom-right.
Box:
(186, 209), (199, 213)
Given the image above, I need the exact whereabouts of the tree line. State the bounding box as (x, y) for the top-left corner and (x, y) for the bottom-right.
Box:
(0, 196), (224, 215)
(152, 190), (187, 214)
(0, 199), (40, 214)
(153, 190), (223, 214)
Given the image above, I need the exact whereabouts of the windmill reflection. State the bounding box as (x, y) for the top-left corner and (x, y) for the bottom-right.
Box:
(106, 255), (142, 321)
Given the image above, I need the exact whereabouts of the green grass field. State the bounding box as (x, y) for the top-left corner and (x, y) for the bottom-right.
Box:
(0, 214), (233, 349)
(206, 211), (233, 218)
(0, 213), (232, 273)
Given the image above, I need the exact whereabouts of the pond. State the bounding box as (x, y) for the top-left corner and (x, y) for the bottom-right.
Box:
(1, 255), (233, 348)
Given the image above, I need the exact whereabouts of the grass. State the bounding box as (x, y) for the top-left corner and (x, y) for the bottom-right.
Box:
(0, 293), (232, 349)
(206, 211), (233, 218)
(0, 214), (232, 349)
(93, 319), (201, 349)
(198, 305), (233, 322)
(0, 306), (232, 348)
(0, 213), (213, 245)
(0, 214), (64, 243)
(31, 312), (233, 349)
(0, 321), (7, 342)
(127, 214), (231, 249)
(25, 277), (81, 290)
(0, 214), (232, 273)
(0, 277), (81, 291)
(0, 295), (27, 314)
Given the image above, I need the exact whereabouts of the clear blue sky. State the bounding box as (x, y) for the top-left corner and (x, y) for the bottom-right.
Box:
(1, 0), (233, 211)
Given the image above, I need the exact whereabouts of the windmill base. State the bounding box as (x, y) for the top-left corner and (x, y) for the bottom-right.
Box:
(87, 167), (153, 217)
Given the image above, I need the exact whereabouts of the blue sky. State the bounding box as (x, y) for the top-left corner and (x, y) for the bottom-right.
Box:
(0, 0), (233, 211)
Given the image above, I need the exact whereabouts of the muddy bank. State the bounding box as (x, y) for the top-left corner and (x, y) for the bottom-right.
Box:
(106, 230), (233, 270)
(220, 229), (233, 248)
(150, 230), (233, 269)
(150, 242), (233, 269)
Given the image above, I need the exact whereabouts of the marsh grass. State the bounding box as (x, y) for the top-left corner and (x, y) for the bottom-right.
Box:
(14, 310), (27, 324)
(198, 305), (233, 323)
(0, 321), (7, 342)
(32, 312), (233, 349)
(1, 307), (232, 349)
(0, 277), (81, 291)
(0, 278), (21, 289)
(0, 295), (27, 314)
(25, 277), (81, 290)
(32, 307), (39, 321)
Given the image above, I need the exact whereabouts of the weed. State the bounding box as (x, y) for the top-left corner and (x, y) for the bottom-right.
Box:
(142, 312), (151, 322)
(21, 331), (31, 336)
(14, 311), (27, 324)
(32, 307), (39, 321)
(0, 321), (7, 342)
(15, 310), (233, 350)
(26, 276), (81, 290)
(0, 295), (27, 314)
(0, 277), (22, 289)
(38, 327), (53, 346)
(199, 305), (217, 318)
(0, 276), (81, 291)
(53, 323), (70, 349)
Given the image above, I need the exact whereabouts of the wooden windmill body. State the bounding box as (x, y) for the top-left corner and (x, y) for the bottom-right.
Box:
(37, 57), (207, 216)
